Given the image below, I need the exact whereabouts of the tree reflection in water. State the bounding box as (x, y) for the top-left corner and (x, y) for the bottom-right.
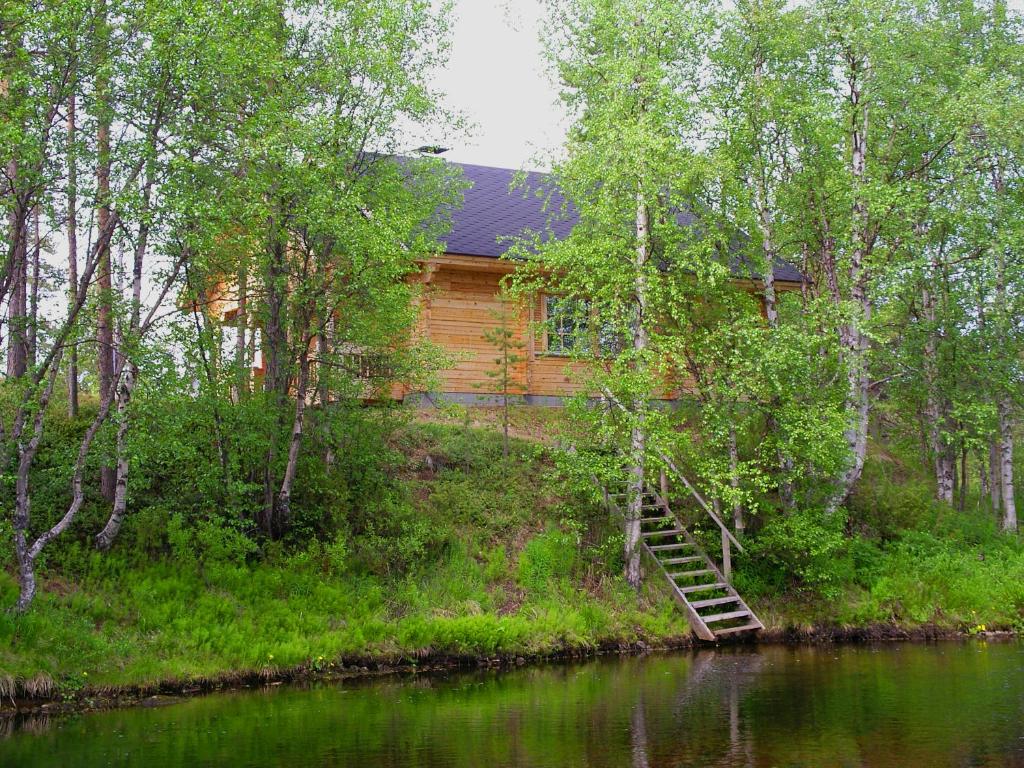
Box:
(3, 642), (1024, 768)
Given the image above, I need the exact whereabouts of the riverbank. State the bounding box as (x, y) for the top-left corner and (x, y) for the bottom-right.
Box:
(10, 640), (1024, 768)
(3, 413), (1023, 711)
(5, 622), (1014, 716)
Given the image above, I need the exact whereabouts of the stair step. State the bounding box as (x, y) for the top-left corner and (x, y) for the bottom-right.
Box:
(712, 622), (762, 637)
(669, 569), (714, 580)
(600, 475), (761, 641)
(660, 555), (704, 566)
(701, 609), (751, 624)
(678, 582), (728, 594)
(643, 528), (684, 538)
(689, 595), (740, 609)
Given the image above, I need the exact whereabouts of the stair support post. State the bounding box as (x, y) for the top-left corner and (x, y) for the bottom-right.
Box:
(721, 531), (732, 584)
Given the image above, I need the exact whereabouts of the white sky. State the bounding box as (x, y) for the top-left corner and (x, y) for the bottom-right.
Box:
(434, 0), (1024, 172)
(432, 0), (566, 171)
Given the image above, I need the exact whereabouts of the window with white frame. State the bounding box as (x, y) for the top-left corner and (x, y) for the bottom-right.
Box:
(544, 295), (590, 355)
(544, 295), (630, 357)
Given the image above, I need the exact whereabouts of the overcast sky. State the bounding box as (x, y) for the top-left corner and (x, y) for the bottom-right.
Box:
(432, 0), (565, 171)
(433, 0), (1024, 172)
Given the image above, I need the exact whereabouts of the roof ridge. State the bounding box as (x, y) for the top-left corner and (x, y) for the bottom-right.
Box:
(443, 158), (550, 177)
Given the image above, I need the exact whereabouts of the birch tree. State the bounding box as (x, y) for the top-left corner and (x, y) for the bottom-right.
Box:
(514, 0), (714, 587)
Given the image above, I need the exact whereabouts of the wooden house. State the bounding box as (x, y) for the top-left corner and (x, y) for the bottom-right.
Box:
(404, 161), (803, 405)
(202, 160), (803, 404)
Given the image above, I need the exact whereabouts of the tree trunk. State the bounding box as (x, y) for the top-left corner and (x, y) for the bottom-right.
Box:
(986, 156), (1015, 530)
(6, 166), (27, 378)
(3, 33), (28, 380)
(729, 425), (743, 535)
(187, 269), (231, 487)
(921, 273), (954, 504)
(828, 53), (872, 511)
(261, 232), (289, 536)
(17, 357), (124, 610)
(27, 205), (39, 368)
(12, 368), (62, 611)
(276, 340), (311, 530)
(502, 388), (510, 459)
(958, 443), (968, 512)
(998, 400), (1016, 533)
(625, 190), (650, 589)
(95, 366), (135, 550)
(980, 449), (989, 500)
(67, 87), (79, 416)
(751, 159), (793, 506)
(990, 439), (1002, 512)
(96, 181), (151, 551)
(96, 2), (116, 503)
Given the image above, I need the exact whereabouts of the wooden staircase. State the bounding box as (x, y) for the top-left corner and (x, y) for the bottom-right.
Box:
(603, 479), (763, 642)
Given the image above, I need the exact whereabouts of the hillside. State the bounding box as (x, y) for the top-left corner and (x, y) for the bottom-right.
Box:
(1, 407), (1022, 702)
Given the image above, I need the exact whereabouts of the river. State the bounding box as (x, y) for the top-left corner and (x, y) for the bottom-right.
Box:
(2, 640), (1023, 767)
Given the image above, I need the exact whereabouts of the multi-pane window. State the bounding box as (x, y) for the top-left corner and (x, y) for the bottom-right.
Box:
(545, 295), (589, 355)
(544, 295), (627, 357)
(597, 322), (626, 357)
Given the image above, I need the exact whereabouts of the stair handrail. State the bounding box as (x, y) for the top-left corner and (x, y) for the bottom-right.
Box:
(599, 388), (744, 554)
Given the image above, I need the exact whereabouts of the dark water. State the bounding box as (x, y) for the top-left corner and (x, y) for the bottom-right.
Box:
(3, 641), (1024, 767)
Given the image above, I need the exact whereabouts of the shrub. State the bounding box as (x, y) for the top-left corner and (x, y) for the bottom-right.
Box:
(517, 529), (578, 594)
(746, 507), (851, 599)
(353, 493), (452, 576)
(167, 515), (258, 568)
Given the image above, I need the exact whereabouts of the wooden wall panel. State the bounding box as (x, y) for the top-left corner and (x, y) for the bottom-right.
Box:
(422, 264), (598, 398)
(427, 266), (530, 395)
(416, 258), (704, 401)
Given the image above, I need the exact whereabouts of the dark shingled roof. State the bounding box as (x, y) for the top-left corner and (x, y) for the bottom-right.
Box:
(442, 160), (804, 284)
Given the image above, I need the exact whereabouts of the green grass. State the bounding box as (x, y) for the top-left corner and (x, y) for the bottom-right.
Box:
(2, 413), (1022, 698)
(0, 417), (689, 694)
(741, 437), (1024, 632)
(0, 556), (685, 690)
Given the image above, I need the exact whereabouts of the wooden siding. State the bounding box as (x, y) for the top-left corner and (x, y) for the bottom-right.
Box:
(413, 253), (801, 401)
(420, 260), (593, 398)
(206, 252), (800, 402)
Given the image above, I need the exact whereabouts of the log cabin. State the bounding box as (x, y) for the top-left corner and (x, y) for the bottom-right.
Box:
(202, 160), (803, 405)
(405, 161), (803, 406)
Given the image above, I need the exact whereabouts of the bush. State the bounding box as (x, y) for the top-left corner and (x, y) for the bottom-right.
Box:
(353, 493), (453, 576)
(517, 529), (578, 594)
(745, 508), (851, 599)
(167, 515), (258, 568)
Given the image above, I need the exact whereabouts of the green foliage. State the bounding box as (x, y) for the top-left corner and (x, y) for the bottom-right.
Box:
(744, 508), (852, 600)
(0, 418), (693, 689)
(848, 454), (949, 539)
(517, 529), (579, 595)
(167, 516), (258, 569)
(355, 493), (452, 577)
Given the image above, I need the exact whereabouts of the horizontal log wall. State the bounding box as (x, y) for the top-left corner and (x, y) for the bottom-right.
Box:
(421, 262), (592, 398)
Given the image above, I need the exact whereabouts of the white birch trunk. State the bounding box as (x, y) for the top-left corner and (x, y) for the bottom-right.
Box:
(829, 53), (872, 511)
(998, 400), (1017, 532)
(990, 440), (1002, 511)
(67, 93), (80, 417)
(625, 189), (650, 589)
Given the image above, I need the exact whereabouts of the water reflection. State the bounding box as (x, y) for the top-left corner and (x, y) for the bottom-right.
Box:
(2, 641), (1024, 767)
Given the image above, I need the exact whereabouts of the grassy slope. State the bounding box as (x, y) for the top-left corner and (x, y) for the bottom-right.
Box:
(0, 415), (687, 695)
(1, 407), (1023, 697)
